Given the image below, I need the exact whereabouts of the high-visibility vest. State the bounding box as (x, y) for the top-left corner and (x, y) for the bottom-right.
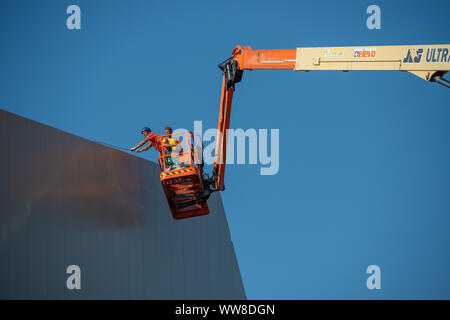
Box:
(164, 137), (178, 152)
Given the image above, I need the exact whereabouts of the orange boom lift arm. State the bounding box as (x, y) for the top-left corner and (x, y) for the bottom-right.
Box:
(211, 45), (450, 191)
(212, 46), (297, 191)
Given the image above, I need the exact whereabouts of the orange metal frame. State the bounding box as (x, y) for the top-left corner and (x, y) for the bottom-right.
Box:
(157, 132), (209, 219)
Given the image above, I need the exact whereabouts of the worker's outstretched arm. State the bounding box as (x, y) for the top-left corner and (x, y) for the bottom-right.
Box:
(130, 139), (151, 152)
(137, 143), (153, 152)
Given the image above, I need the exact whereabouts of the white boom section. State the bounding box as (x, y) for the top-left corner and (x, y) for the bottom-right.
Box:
(295, 45), (450, 82)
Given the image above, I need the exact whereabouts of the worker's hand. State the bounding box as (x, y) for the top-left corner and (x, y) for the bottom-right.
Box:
(136, 149), (143, 153)
(130, 147), (136, 152)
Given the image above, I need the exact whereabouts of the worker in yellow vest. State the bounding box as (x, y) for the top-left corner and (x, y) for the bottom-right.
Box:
(161, 126), (181, 171)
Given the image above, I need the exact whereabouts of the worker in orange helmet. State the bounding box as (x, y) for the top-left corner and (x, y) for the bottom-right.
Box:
(130, 127), (160, 153)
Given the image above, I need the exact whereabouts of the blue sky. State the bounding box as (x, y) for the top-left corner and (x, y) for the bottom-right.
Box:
(1, 0), (449, 299)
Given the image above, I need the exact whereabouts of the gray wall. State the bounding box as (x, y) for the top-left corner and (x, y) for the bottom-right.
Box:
(0, 109), (246, 299)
